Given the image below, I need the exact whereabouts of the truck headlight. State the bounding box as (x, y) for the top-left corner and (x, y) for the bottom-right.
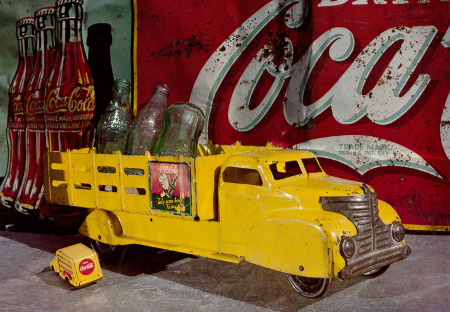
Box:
(340, 237), (355, 259)
(391, 222), (405, 242)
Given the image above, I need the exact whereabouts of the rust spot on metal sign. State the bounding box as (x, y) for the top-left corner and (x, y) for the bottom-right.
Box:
(257, 32), (292, 73)
(153, 34), (212, 58)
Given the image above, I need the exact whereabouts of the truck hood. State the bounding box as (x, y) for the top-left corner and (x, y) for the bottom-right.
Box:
(274, 175), (368, 205)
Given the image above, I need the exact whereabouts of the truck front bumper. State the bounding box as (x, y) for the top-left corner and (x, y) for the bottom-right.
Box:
(339, 243), (411, 280)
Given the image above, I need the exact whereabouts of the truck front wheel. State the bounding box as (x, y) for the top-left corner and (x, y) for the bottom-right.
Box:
(286, 274), (331, 298)
(90, 239), (124, 261)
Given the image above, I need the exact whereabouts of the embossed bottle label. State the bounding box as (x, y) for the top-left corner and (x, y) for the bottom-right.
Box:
(44, 84), (95, 130)
(8, 94), (26, 129)
(24, 90), (45, 130)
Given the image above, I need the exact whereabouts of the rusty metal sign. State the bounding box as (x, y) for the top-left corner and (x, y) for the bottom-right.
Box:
(134, 0), (449, 230)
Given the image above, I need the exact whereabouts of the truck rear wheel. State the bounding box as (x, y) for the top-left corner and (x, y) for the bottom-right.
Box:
(90, 239), (124, 261)
(286, 274), (331, 298)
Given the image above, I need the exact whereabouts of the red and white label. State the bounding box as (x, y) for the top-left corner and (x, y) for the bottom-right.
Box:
(78, 258), (95, 275)
(159, 163), (179, 175)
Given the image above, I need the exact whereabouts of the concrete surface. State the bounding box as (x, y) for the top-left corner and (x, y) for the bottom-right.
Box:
(0, 227), (448, 312)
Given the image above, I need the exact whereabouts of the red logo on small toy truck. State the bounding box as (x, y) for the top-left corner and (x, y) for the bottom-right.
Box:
(79, 258), (95, 275)
(62, 270), (72, 280)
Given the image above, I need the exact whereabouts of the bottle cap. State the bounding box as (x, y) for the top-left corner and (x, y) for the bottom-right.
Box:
(16, 17), (35, 40)
(35, 6), (55, 17)
(56, 0), (83, 21)
(34, 7), (55, 31)
(56, 0), (83, 6)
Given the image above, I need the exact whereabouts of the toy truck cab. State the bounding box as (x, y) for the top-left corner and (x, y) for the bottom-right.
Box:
(43, 145), (410, 298)
(50, 243), (103, 287)
(216, 149), (410, 297)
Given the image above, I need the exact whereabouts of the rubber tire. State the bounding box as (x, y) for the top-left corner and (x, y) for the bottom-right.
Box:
(362, 265), (390, 278)
(90, 239), (124, 262)
(286, 274), (331, 298)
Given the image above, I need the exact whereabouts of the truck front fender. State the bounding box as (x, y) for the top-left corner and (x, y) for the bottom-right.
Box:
(245, 219), (330, 278)
(245, 209), (357, 278)
(78, 210), (123, 245)
(378, 200), (402, 225)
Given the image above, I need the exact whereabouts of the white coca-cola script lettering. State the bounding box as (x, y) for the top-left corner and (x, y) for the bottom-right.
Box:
(189, 0), (449, 175)
(159, 164), (179, 175)
(78, 258), (95, 275)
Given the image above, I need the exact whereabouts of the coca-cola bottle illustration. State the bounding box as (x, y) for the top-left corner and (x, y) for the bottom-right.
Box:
(0, 17), (35, 209)
(126, 83), (171, 155)
(96, 79), (133, 154)
(44, 0), (96, 152)
(15, 7), (56, 214)
(40, 0), (94, 221)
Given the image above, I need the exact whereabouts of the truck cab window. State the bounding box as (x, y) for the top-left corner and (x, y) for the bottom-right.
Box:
(302, 158), (322, 174)
(223, 167), (263, 186)
(269, 161), (302, 180)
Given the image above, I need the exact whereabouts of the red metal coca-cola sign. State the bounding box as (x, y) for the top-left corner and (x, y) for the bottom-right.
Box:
(134, 0), (449, 230)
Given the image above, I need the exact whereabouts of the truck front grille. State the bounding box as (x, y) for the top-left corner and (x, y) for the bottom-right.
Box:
(321, 184), (409, 279)
(321, 184), (391, 255)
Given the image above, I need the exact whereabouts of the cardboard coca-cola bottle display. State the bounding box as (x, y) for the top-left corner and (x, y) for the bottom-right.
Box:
(40, 0), (95, 221)
(0, 17), (35, 209)
(15, 7), (56, 215)
(44, 0), (95, 153)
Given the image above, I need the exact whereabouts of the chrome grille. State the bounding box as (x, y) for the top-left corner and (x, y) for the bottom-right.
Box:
(321, 184), (392, 256)
(320, 184), (412, 279)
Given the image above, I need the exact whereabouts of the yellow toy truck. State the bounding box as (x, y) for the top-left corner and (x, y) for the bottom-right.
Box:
(43, 143), (410, 298)
(50, 243), (103, 287)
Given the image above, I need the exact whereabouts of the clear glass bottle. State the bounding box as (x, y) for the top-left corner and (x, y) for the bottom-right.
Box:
(0, 17), (35, 209)
(126, 83), (171, 155)
(16, 6), (56, 214)
(153, 102), (205, 157)
(96, 79), (133, 154)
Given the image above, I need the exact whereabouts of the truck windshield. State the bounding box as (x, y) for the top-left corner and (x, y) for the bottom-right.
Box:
(269, 160), (302, 180)
(302, 158), (322, 174)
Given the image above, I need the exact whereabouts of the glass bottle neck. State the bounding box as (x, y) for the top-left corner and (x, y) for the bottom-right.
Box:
(112, 88), (131, 109)
(57, 18), (83, 43)
(149, 83), (171, 107)
(18, 36), (35, 59)
(35, 10), (55, 53)
(17, 18), (35, 58)
(148, 92), (168, 110)
(36, 27), (55, 52)
(55, 1), (84, 43)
